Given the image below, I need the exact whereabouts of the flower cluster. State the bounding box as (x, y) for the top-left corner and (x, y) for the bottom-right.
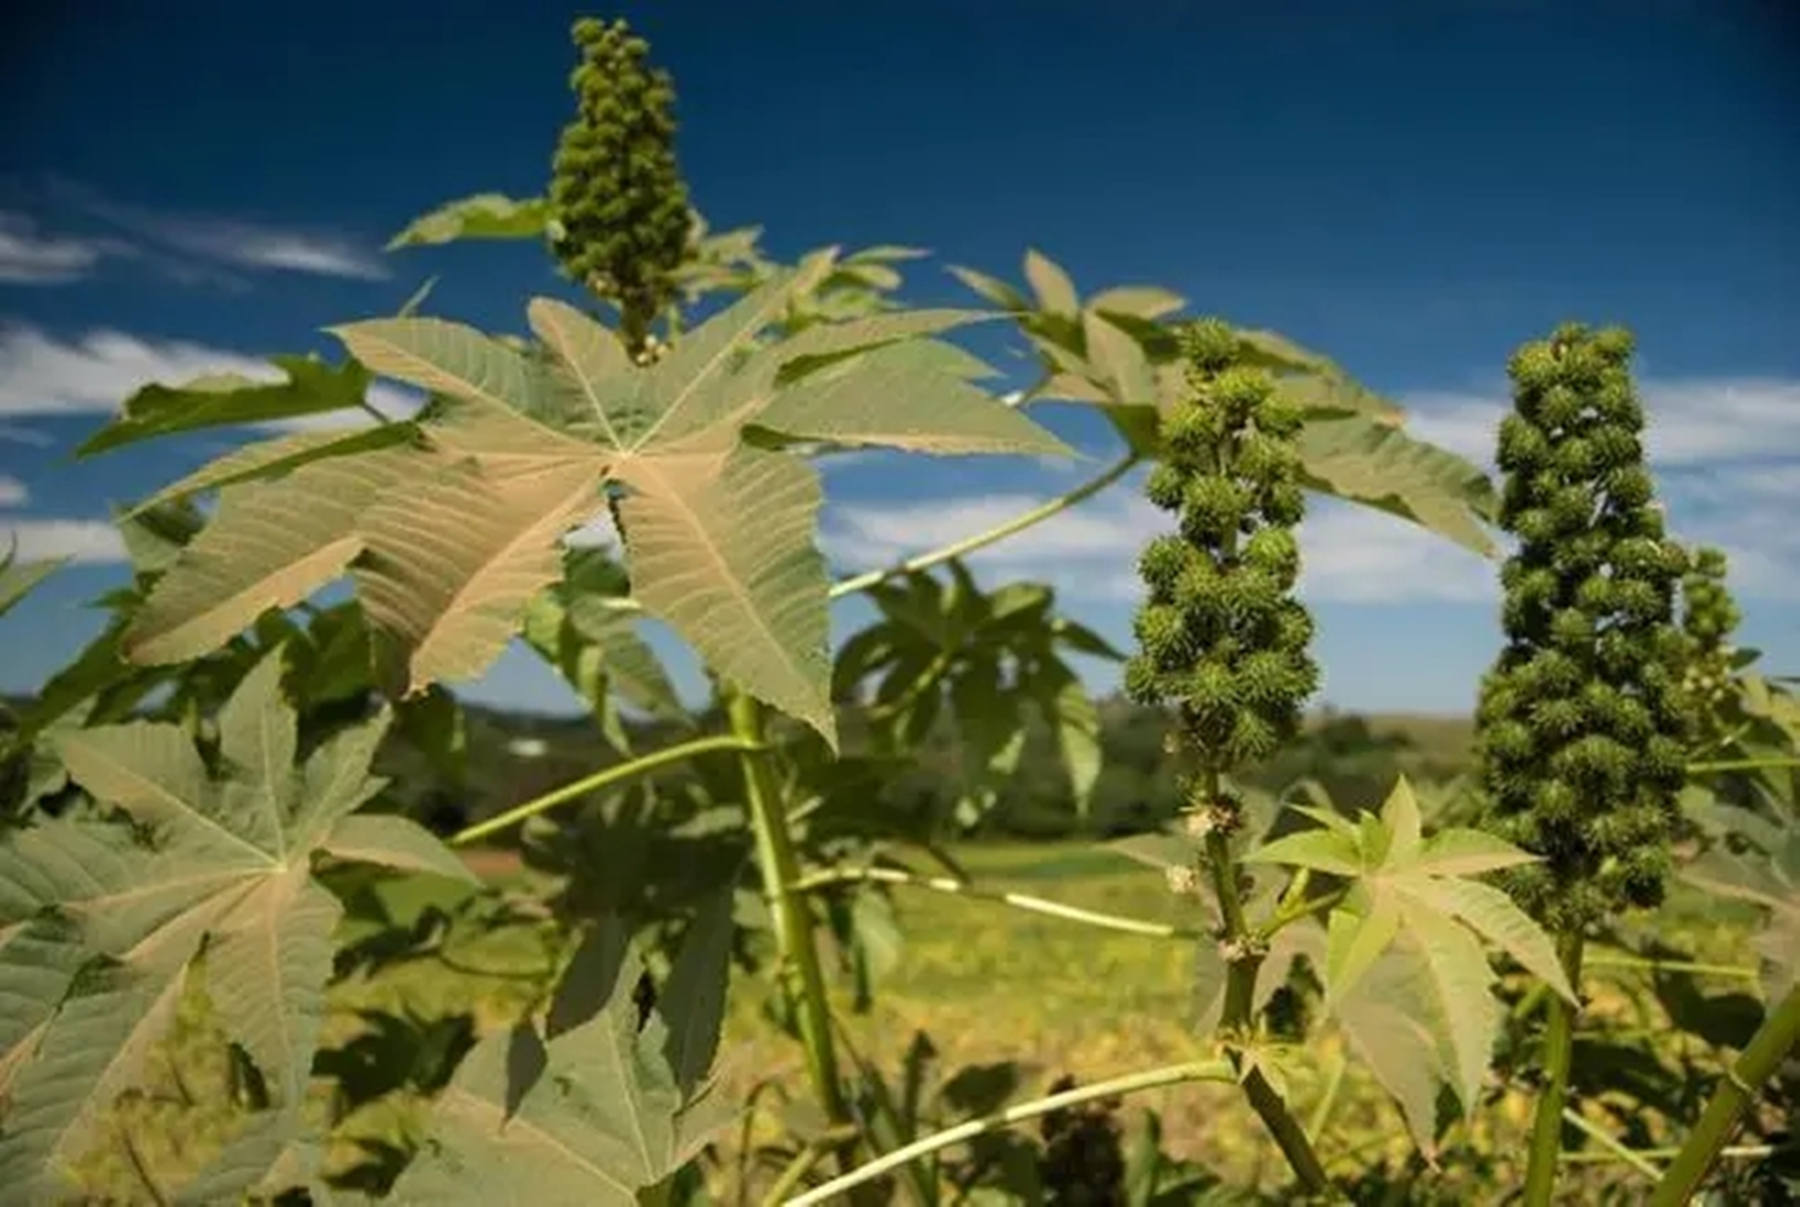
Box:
(1124, 319), (1319, 827)
(1475, 324), (1691, 932)
(548, 17), (693, 354)
(1677, 545), (1742, 743)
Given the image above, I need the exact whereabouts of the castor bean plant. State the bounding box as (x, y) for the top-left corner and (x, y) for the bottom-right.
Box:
(0, 13), (1796, 1207)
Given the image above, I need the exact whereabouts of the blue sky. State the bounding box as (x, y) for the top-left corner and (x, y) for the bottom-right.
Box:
(2, 0), (1796, 718)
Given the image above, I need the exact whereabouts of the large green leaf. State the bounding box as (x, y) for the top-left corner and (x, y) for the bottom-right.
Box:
(388, 922), (735, 1203)
(386, 192), (552, 250)
(127, 424), (422, 519)
(522, 547), (685, 734)
(76, 356), (386, 457)
(1682, 821), (1800, 1001)
(125, 256), (1066, 745)
(337, 256), (1065, 742)
(1246, 777), (1573, 1135)
(950, 250), (1496, 556)
(124, 450), (416, 666)
(0, 649), (470, 1199)
(1297, 416), (1497, 556)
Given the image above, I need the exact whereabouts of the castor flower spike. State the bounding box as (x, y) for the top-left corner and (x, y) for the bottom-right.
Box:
(1475, 323), (1691, 934)
(1124, 317), (1320, 843)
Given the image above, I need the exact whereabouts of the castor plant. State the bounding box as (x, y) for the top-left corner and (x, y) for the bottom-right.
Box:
(1122, 317), (1330, 1189)
(1472, 322), (1692, 1203)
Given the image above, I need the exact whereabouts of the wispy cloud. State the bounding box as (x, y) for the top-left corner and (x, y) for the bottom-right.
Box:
(0, 475), (26, 507)
(121, 214), (390, 282)
(1, 518), (127, 565)
(824, 374), (1800, 605)
(0, 424), (54, 446)
(1403, 377), (1800, 468)
(824, 488), (1492, 606)
(1404, 375), (1800, 600)
(0, 212), (132, 285)
(4, 179), (389, 286)
(0, 323), (422, 429)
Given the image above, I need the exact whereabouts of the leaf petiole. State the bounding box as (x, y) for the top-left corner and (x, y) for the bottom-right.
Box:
(447, 733), (764, 846)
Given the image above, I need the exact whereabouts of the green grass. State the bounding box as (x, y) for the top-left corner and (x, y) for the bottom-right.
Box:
(77, 836), (1771, 1202)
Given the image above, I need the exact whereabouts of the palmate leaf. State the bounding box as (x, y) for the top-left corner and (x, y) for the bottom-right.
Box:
(1682, 820), (1800, 1001)
(845, 562), (1108, 819)
(385, 192), (552, 250)
(522, 547), (685, 738)
(1297, 416), (1497, 556)
(950, 250), (1497, 555)
(0, 648), (472, 1199)
(1245, 777), (1574, 1140)
(76, 356), (388, 457)
(388, 907), (737, 1204)
(126, 424), (423, 520)
(121, 255), (1065, 747)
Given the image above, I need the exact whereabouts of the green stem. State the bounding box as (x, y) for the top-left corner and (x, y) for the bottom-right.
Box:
(1201, 817), (1332, 1194)
(1648, 979), (1800, 1207)
(759, 1143), (832, 1207)
(783, 1059), (1236, 1207)
(447, 734), (762, 846)
(1687, 755), (1800, 774)
(1258, 886), (1350, 941)
(1558, 1107), (1663, 1180)
(728, 691), (851, 1132)
(795, 864), (1202, 939)
(1562, 1144), (1772, 1164)
(1523, 931), (1587, 1207)
(356, 396), (394, 426)
(1585, 952), (1760, 981)
(828, 451), (1140, 598)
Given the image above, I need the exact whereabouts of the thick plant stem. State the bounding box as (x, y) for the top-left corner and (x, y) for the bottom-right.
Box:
(447, 734), (762, 846)
(1201, 792), (1332, 1195)
(783, 1059), (1236, 1207)
(1523, 931), (1587, 1207)
(728, 691), (851, 1132)
(1649, 979), (1800, 1206)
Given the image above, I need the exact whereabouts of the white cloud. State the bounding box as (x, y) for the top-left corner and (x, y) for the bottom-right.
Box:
(0, 212), (130, 285)
(824, 373), (1800, 605)
(136, 219), (389, 282)
(0, 324), (422, 429)
(1403, 377), (1800, 468)
(824, 487), (1494, 606)
(1404, 375), (1800, 600)
(0, 424), (53, 446)
(0, 475), (25, 506)
(2, 518), (127, 564)
(10, 180), (389, 285)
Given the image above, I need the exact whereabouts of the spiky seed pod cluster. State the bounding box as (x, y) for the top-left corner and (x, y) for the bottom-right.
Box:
(1475, 323), (1691, 933)
(549, 16), (694, 355)
(1124, 319), (1320, 830)
(1677, 545), (1742, 741)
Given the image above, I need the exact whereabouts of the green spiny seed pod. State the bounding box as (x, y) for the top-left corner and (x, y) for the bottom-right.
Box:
(1125, 319), (1319, 829)
(1677, 545), (1742, 741)
(549, 16), (694, 357)
(1475, 323), (1691, 932)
